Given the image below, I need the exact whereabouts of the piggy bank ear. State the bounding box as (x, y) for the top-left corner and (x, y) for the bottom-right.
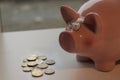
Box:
(60, 5), (80, 24)
(83, 13), (101, 33)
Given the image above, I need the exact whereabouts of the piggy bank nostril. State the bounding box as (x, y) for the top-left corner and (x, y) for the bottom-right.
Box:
(59, 32), (75, 53)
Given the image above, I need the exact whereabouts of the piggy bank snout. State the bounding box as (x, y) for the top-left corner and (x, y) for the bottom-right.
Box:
(59, 32), (75, 53)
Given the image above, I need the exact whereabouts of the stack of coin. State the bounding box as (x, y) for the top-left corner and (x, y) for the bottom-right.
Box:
(21, 54), (55, 77)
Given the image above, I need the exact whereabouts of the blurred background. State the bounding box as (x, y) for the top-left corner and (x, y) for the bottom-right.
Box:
(0, 0), (87, 32)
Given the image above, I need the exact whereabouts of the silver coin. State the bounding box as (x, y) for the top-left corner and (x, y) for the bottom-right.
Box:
(36, 59), (44, 65)
(44, 69), (55, 75)
(21, 62), (28, 67)
(37, 63), (48, 69)
(32, 68), (43, 77)
(27, 61), (37, 67)
(23, 66), (33, 72)
(27, 55), (37, 61)
(23, 59), (28, 63)
(72, 22), (81, 31)
(46, 60), (55, 65)
(37, 55), (47, 60)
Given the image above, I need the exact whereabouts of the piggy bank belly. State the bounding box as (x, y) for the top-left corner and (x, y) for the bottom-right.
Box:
(76, 38), (120, 72)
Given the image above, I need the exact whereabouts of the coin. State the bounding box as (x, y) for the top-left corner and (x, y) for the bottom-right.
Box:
(23, 59), (28, 62)
(21, 54), (56, 77)
(44, 69), (55, 75)
(27, 61), (37, 67)
(32, 68), (43, 77)
(37, 63), (48, 69)
(36, 59), (44, 65)
(23, 66), (33, 72)
(27, 55), (37, 61)
(72, 22), (81, 31)
(37, 55), (47, 60)
(21, 62), (28, 67)
(46, 60), (55, 65)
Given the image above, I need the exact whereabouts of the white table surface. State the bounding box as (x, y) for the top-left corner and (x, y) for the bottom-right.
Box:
(0, 28), (120, 80)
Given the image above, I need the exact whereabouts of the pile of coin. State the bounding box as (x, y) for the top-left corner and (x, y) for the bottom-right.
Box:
(21, 55), (55, 77)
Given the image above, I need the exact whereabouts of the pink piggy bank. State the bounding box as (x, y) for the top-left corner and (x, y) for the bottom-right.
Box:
(59, 0), (120, 72)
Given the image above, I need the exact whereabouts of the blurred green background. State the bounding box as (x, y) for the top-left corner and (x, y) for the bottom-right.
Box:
(0, 0), (87, 32)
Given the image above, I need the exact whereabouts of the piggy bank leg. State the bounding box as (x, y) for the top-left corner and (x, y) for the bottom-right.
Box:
(76, 55), (92, 62)
(95, 61), (115, 72)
